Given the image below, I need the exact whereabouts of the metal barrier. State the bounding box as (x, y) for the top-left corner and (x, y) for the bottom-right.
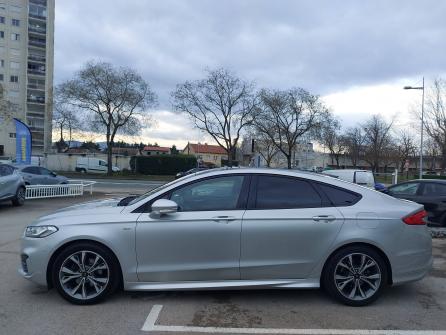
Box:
(25, 180), (97, 199)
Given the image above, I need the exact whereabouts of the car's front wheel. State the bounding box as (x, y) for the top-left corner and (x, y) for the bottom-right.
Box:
(52, 242), (120, 304)
(323, 246), (387, 306)
(12, 187), (25, 206)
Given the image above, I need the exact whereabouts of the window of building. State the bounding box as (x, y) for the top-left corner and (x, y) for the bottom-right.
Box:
(11, 19), (19, 26)
(10, 49), (20, 57)
(0, 59), (4, 67)
(0, 73), (4, 81)
(10, 61), (19, 69)
(255, 176), (322, 209)
(9, 133), (16, 138)
(0, 31), (4, 39)
(0, 16), (4, 23)
(11, 33), (20, 41)
(10, 75), (18, 83)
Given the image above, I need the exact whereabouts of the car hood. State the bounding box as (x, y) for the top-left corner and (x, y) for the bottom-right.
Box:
(33, 198), (124, 226)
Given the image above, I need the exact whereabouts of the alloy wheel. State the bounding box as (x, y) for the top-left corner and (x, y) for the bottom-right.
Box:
(58, 251), (109, 300)
(334, 252), (381, 301)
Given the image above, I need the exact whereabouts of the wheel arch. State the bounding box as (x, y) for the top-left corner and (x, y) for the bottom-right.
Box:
(46, 239), (124, 289)
(321, 242), (393, 286)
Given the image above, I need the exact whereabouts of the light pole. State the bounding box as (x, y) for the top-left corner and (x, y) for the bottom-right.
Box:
(404, 77), (425, 179)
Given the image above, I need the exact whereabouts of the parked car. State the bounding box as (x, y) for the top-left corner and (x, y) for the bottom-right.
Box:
(322, 169), (375, 189)
(76, 157), (120, 174)
(14, 165), (68, 185)
(387, 179), (446, 226)
(0, 164), (25, 206)
(20, 168), (432, 306)
(175, 167), (208, 179)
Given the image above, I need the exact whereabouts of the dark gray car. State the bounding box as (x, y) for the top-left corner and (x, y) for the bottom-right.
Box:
(14, 166), (68, 185)
(0, 164), (25, 206)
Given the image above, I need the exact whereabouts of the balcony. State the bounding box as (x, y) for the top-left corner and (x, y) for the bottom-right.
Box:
(28, 54), (46, 63)
(29, 0), (47, 7)
(29, 25), (46, 35)
(28, 69), (45, 76)
(28, 38), (46, 48)
(27, 95), (45, 104)
(28, 83), (45, 90)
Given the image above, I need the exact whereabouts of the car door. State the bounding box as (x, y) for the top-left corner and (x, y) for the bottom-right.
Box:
(135, 174), (248, 282)
(21, 166), (42, 185)
(240, 175), (345, 280)
(0, 165), (17, 199)
(39, 167), (57, 184)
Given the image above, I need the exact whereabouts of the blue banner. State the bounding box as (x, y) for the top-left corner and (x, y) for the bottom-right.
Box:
(14, 118), (32, 165)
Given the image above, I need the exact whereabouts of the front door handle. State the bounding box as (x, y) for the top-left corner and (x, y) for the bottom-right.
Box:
(312, 215), (336, 223)
(212, 216), (236, 224)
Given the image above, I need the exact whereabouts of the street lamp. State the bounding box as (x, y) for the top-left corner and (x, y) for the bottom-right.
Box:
(404, 77), (425, 179)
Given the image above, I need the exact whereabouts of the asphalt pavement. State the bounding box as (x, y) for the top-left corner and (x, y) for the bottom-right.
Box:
(0, 195), (446, 335)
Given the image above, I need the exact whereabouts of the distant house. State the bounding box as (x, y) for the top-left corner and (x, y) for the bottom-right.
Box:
(183, 143), (228, 167)
(143, 146), (171, 156)
(112, 147), (140, 156)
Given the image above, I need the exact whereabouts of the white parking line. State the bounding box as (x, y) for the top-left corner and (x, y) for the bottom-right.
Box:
(141, 305), (446, 335)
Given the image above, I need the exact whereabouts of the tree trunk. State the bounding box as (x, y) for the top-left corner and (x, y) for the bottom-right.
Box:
(107, 145), (113, 175)
(286, 154), (292, 169)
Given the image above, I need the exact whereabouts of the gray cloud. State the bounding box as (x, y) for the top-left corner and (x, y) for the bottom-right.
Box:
(54, 0), (446, 142)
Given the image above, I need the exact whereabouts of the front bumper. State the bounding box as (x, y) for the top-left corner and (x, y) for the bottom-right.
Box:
(19, 236), (56, 287)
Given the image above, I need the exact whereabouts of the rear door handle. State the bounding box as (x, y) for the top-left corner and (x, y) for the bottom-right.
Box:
(312, 215), (336, 223)
(212, 216), (236, 224)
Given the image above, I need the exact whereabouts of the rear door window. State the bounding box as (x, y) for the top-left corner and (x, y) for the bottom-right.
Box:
(0, 165), (13, 176)
(22, 167), (41, 175)
(422, 183), (446, 196)
(255, 175), (322, 209)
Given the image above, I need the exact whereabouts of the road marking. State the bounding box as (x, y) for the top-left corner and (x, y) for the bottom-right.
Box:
(141, 305), (446, 335)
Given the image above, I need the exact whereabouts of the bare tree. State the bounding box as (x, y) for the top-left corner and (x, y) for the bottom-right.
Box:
(172, 68), (257, 166)
(393, 131), (417, 172)
(418, 78), (446, 171)
(58, 61), (157, 174)
(362, 115), (393, 172)
(319, 115), (346, 167)
(343, 127), (365, 168)
(253, 88), (329, 169)
(0, 84), (18, 124)
(254, 131), (279, 167)
(52, 97), (81, 151)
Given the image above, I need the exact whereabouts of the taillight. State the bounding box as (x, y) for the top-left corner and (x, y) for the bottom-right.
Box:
(403, 210), (427, 225)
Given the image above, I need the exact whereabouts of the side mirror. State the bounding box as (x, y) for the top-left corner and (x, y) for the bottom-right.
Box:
(151, 199), (178, 215)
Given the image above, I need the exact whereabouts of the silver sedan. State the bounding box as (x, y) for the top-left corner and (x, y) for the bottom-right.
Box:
(19, 168), (432, 306)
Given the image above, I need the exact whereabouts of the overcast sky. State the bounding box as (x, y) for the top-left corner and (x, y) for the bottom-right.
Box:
(54, 0), (446, 148)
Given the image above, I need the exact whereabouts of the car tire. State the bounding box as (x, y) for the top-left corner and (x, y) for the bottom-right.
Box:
(52, 242), (121, 305)
(12, 187), (25, 206)
(322, 245), (388, 306)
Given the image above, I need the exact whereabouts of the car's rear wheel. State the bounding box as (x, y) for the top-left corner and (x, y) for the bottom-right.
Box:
(12, 187), (25, 206)
(323, 246), (387, 306)
(52, 242), (120, 305)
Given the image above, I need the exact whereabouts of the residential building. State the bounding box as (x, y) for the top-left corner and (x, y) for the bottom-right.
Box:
(143, 145), (171, 156)
(183, 142), (228, 167)
(0, 0), (54, 157)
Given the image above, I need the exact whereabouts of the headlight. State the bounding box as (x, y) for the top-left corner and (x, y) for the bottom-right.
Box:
(25, 225), (58, 238)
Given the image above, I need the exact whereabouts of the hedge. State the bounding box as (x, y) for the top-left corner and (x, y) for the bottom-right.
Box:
(130, 155), (197, 175)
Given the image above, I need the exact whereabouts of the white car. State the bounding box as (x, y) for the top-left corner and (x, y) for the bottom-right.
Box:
(75, 157), (120, 174)
(322, 169), (375, 189)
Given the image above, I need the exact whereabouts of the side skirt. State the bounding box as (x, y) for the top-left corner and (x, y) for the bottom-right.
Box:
(124, 279), (320, 291)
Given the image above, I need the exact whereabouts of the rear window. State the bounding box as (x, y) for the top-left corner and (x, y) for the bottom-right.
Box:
(317, 183), (361, 206)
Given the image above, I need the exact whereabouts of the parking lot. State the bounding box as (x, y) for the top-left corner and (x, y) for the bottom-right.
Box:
(1, 191), (446, 335)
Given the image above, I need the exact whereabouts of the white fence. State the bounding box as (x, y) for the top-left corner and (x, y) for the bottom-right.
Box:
(25, 180), (97, 200)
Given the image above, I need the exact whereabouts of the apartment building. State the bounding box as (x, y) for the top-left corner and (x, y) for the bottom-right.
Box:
(0, 0), (54, 157)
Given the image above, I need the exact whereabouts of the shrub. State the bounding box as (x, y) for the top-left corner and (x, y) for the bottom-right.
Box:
(131, 155), (197, 175)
